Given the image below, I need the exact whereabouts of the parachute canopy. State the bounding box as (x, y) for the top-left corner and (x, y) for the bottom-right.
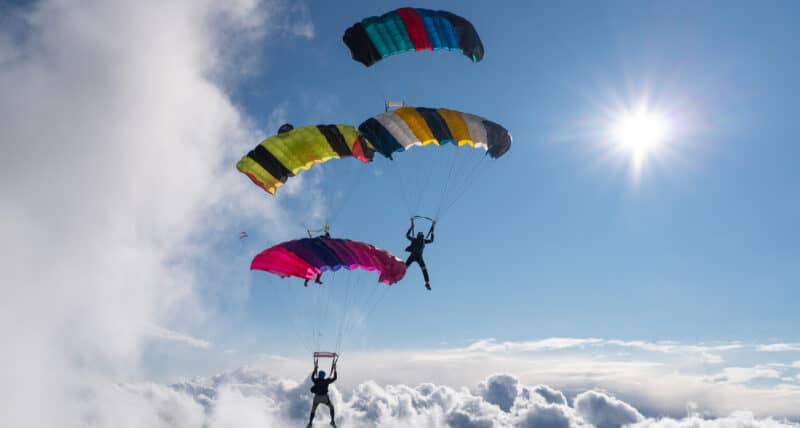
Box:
(251, 238), (407, 284)
(343, 8), (484, 67)
(358, 107), (512, 159)
(237, 125), (374, 195)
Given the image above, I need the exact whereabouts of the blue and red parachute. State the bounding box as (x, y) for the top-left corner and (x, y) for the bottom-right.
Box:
(343, 7), (484, 67)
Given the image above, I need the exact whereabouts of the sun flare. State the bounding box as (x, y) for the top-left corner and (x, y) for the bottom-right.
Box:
(613, 110), (669, 152)
(608, 105), (673, 179)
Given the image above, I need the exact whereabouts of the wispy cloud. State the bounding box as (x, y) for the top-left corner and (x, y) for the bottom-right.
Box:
(147, 326), (211, 349)
(464, 337), (605, 353)
(758, 343), (800, 352)
(705, 366), (783, 384)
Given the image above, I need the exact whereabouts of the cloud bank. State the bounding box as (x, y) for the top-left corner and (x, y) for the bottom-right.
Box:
(127, 368), (800, 427)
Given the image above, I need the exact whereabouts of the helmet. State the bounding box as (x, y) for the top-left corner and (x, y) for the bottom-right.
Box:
(277, 123), (294, 134)
(317, 370), (326, 379)
(417, 232), (424, 238)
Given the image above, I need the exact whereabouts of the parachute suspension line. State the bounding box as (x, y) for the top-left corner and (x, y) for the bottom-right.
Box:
(311, 278), (320, 352)
(313, 269), (335, 352)
(412, 147), (439, 216)
(326, 164), (368, 227)
(410, 150), (427, 215)
(342, 279), (388, 353)
(313, 272), (330, 352)
(334, 281), (349, 355)
(362, 284), (392, 331)
(334, 272), (355, 356)
(386, 155), (415, 218)
(273, 279), (314, 352)
(361, 60), (391, 117)
(439, 153), (490, 222)
(338, 275), (370, 355)
(436, 146), (463, 218)
(320, 270), (335, 351)
(337, 276), (378, 356)
(434, 144), (466, 220)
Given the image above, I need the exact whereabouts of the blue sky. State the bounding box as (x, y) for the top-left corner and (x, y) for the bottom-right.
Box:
(217, 0), (800, 356)
(3, 1), (800, 425)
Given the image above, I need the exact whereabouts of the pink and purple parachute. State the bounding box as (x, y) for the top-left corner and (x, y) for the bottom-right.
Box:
(251, 237), (407, 284)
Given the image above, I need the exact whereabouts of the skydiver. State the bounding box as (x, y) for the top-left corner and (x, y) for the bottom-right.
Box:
(307, 358), (338, 428)
(405, 217), (434, 290)
(304, 228), (330, 287)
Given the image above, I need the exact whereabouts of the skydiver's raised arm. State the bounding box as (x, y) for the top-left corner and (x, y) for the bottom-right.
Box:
(406, 224), (414, 240)
(425, 223), (435, 243)
(330, 370), (337, 383)
(311, 363), (318, 380)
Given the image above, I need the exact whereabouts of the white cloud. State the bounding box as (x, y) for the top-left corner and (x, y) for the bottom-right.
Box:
(147, 325), (212, 349)
(604, 340), (741, 363)
(112, 369), (800, 428)
(574, 390), (643, 428)
(234, 344), (800, 421)
(465, 338), (605, 353)
(631, 411), (799, 428)
(478, 374), (520, 412)
(707, 366), (783, 384)
(460, 338), (746, 363)
(758, 344), (800, 352)
(0, 1), (312, 427)
(515, 402), (587, 428)
(532, 385), (568, 406)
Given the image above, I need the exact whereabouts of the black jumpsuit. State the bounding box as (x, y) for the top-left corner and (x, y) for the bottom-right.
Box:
(308, 368), (337, 425)
(405, 225), (433, 288)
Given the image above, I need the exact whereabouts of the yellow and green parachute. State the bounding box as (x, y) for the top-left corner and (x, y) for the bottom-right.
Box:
(237, 124), (374, 195)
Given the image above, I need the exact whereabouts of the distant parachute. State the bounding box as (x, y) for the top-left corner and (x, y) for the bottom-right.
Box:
(343, 8), (484, 67)
(251, 237), (407, 284)
(239, 231), (249, 240)
(237, 124), (374, 195)
(358, 107), (511, 159)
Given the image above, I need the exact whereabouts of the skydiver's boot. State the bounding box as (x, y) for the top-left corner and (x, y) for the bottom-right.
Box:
(304, 279), (309, 287)
(330, 422), (337, 427)
(425, 282), (431, 290)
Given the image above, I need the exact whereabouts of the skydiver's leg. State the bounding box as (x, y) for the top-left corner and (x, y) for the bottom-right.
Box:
(418, 257), (430, 289)
(405, 255), (416, 266)
(315, 273), (322, 284)
(328, 400), (335, 423)
(309, 400), (320, 424)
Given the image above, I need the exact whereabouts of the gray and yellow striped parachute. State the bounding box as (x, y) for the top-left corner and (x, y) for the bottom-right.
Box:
(357, 107), (511, 160)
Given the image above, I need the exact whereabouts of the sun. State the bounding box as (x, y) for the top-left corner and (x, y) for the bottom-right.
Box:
(608, 105), (672, 180)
